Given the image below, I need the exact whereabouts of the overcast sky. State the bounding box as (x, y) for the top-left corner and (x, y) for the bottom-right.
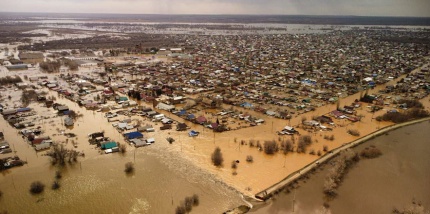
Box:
(1, 0), (429, 17)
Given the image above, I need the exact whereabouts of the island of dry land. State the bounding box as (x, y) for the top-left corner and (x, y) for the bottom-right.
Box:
(1, 16), (430, 212)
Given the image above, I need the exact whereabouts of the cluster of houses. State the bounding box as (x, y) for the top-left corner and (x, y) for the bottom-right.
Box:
(0, 132), (12, 154)
(2, 109), (53, 151)
(0, 94), (75, 152)
(0, 131), (26, 169)
(53, 30), (425, 129)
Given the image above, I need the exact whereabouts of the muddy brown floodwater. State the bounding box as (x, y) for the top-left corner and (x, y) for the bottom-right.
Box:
(0, 90), (244, 214)
(249, 121), (430, 214)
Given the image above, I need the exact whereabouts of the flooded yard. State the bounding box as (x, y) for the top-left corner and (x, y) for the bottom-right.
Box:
(0, 86), (244, 214)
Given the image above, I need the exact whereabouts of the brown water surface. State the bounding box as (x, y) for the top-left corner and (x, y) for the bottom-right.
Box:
(0, 90), (243, 214)
(250, 121), (430, 213)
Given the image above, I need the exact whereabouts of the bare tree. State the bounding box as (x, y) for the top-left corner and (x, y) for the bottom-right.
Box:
(211, 147), (224, 167)
(264, 140), (279, 155)
(124, 162), (134, 174)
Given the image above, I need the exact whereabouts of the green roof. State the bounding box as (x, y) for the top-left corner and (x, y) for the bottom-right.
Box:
(101, 141), (117, 149)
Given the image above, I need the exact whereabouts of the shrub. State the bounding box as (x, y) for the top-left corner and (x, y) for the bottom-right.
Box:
(297, 135), (312, 153)
(246, 155), (253, 163)
(231, 161), (237, 169)
(176, 194), (199, 214)
(249, 139), (255, 147)
(323, 150), (360, 198)
(46, 143), (80, 166)
(40, 60), (61, 73)
(379, 107), (429, 123)
(398, 99), (424, 109)
(324, 135), (335, 141)
(317, 150), (322, 156)
(0, 190), (2, 198)
(21, 90), (38, 107)
(256, 141), (262, 150)
(280, 140), (293, 154)
(263, 140), (279, 155)
(175, 205), (186, 214)
(55, 171), (62, 179)
(30, 181), (45, 194)
(184, 197), (193, 212)
(347, 129), (360, 136)
(360, 146), (382, 159)
(323, 145), (329, 152)
(51, 181), (60, 190)
(119, 143), (127, 154)
(192, 194), (199, 206)
(124, 162), (134, 174)
(211, 147), (224, 167)
(309, 149), (316, 155)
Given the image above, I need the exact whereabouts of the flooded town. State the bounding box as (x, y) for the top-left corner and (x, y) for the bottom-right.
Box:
(1, 11), (430, 214)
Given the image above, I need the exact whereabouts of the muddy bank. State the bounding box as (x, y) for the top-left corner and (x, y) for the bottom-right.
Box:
(249, 120), (430, 214)
(254, 117), (430, 201)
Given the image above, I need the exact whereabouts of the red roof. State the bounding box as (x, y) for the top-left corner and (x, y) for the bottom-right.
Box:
(196, 116), (207, 124)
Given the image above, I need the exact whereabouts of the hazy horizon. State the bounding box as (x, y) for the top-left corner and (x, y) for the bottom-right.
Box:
(0, 0), (429, 17)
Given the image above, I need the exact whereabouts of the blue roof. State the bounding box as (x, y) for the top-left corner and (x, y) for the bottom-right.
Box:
(124, 132), (143, 139)
(187, 114), (195, 120)
(240, 102), (253, 107)
(17, 107), (31, 112)
(177, 110), (187, 116)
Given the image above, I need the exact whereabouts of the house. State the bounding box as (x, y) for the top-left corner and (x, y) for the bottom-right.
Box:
(209, 123), (219, 129)
(64, 117), (74, 126)
(169, 96), (185, 104)
(161, 118), (172, 124)
(156, 102), (175, 111)
(117, 96), (128, 103)
(255, 119), (265, 123)
(146, 138), (155, 144)
(130, 138), (146, 147)
(187, 114), (196, 120)
(196, 116), (207, 124)
(303, 120), (320, 127)
(1, 109), (17, 116)
(188, 130), (200, 137)
(176, 110), (187, 116)
(117, 123), (134, 131)
(31, 137), (50, 146)
(18, 52), (44, 64)
(176, 123), (188, 131)
(57, 105), (69, 113)
(202, 98), (217, 108)
(315, 115), (333, 124)
(160, 124), (172, 130)
(101, 141), (118, 150)
(331, 110), (344, 118)
(283, 126), (297, 133)
(88, 132), (104, 140)
(35, 141), (52, 151)
(240, 102), (253, 108)
(124, 131), (143, 139)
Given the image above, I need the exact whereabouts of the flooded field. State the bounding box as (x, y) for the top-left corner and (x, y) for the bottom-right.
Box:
(250, 121), (430, 214)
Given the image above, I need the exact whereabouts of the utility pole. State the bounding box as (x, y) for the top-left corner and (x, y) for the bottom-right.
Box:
(292, 188), (296, 212)
(272, 121), (274, 133)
